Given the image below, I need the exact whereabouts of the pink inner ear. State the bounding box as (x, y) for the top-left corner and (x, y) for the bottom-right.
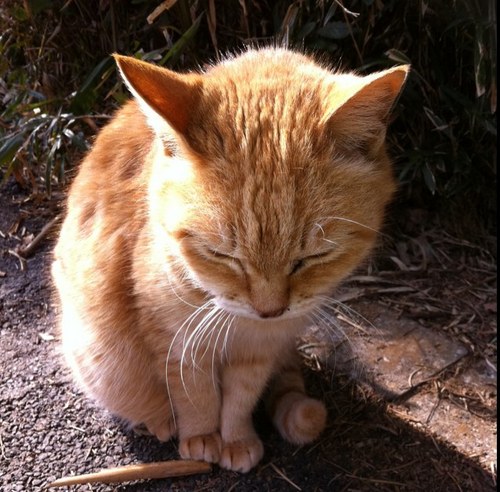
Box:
(114, 55), (202, 135)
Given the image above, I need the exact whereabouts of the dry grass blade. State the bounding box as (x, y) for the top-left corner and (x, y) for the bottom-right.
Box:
(17, 214), (61, 258)
(46, 460), (212, 487)
(147, 0), (179, 24)
(269, 463), (302, 491)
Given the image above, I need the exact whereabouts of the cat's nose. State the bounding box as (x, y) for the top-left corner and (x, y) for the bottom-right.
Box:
(258, 307), (287, 319)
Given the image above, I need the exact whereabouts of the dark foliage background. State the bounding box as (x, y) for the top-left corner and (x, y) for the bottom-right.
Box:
(0, 0), (496, 240)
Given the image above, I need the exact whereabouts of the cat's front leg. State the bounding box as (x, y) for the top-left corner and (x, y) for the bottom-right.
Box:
(218, 358), (274, 473)
(166, 359), (222, 463)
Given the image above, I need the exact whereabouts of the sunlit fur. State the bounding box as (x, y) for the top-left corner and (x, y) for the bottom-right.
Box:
(52, 48), (408, 472)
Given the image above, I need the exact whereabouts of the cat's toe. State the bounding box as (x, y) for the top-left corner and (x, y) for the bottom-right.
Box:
(179, 432), (222, 463)
(219, 437), (264, 473)
(274, 393), (327, 445)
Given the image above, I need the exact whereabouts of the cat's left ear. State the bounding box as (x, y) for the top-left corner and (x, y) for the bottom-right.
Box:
(327, 65), (410, 153)
(113, 54), (203, 136)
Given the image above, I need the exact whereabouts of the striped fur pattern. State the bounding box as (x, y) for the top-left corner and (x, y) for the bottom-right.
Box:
(52, 48), (408, 472)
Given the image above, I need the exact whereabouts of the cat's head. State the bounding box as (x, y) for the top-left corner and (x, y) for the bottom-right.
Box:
(115, 49), (409, 321)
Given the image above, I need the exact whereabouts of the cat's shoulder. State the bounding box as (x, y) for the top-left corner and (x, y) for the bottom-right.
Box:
(87, 99), (153, 162)
(70, 98), (153, 191)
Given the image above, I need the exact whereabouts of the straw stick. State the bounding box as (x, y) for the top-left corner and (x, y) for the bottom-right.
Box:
(46, 460), (212, 487)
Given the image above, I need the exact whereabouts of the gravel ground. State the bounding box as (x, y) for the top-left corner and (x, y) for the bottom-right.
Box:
(0, 182), (496, 492)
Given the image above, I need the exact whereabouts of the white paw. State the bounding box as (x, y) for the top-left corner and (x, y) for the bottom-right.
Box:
(219, 437), (264, 473)
(179, 432), (222, 463)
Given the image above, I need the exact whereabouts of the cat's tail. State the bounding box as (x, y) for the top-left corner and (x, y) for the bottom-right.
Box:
(265, 357), (327, 445)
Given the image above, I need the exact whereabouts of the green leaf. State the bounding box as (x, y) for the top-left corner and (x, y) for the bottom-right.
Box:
(423, 107), (447, 131)
(423, 162), (437, 195)
(481, 119), (497, 136)
(12, 6), (29, 21)
(317, 22), (350, 40)
(27, 0), (54, 16)
(296, 22), (317, 41)
(385, 49), (411, 65)
(70, 57), (114, 115)
(0, 134), (24, 167)
(322, 3), (337, 25)
(160, 13), (203, 66)
(309, 39), (339, 53)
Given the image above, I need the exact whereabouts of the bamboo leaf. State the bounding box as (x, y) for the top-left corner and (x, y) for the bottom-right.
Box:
(0, 134), (24, 166)
(70, 57), (114, 115)
(160, 13), (203, 66)
(385, 49), (411, 65)
(423, 162), (437, 195)
(317, 22), (350, 40)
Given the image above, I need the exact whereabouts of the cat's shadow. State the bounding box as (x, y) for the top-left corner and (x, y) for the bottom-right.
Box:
(113, 372), (494, 492)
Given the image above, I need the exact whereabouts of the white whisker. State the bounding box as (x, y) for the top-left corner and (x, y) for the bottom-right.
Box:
(165, 299), (214, 424)
(317, 295), (380, 335)
(181, 304), (219, 385)
(314, 222), (339, 246)
(309, 305), (357, 379)
(221, 314), (235, 363)
(310, 293), (383, 383)
(209, 311), (234, 390)
(190, 307), (224, 377)
(323, 238), (339, 245)
(319, 215), (388, 238)
(187, 305), (221, 369)
(165, 265), (205, 309)
(320, 307), (352, 347)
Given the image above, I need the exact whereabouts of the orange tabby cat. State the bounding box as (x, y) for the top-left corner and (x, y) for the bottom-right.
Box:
(52, 48), (408, 472)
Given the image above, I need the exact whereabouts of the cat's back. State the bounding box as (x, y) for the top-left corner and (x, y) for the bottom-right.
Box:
(67, 100), (152, 209)
(53, 100), (152, 303)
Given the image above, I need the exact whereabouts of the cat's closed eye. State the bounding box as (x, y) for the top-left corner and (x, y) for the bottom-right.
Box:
(290, 259), (305, 274)
(206, 247), (233, 260)
(290, 249), (335, 275)
(205, 246), (243, 269)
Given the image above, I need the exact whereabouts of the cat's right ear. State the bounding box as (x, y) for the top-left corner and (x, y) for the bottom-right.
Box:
(113, 54), (203, 136)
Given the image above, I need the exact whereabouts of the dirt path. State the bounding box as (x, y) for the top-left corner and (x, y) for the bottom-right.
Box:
(0, 182), (496, 491)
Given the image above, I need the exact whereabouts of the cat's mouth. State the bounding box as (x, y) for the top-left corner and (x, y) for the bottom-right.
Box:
(214, 296), (317, 322)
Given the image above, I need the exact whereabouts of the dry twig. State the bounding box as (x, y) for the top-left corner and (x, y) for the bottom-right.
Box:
(46, 459), (211, 487)
(17, 214), (61, 258)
